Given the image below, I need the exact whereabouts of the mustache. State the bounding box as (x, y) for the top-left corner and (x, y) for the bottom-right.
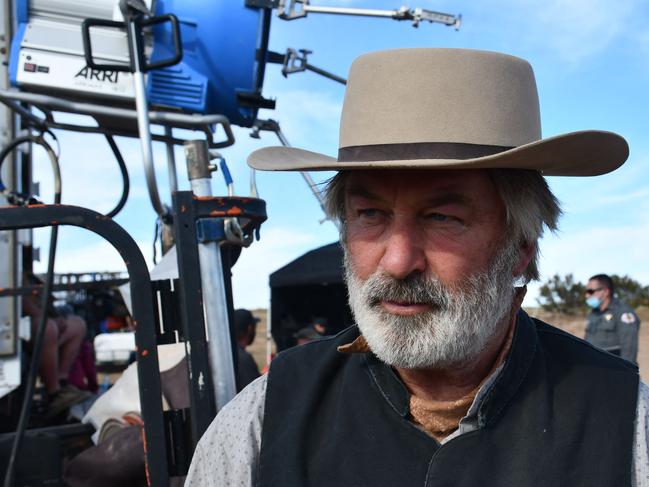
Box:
(361, 273), (450, 309)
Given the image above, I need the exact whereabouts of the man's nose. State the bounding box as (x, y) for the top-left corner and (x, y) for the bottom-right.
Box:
(379, 218), (427, 280)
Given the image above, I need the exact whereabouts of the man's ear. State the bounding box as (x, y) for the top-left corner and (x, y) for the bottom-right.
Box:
(604, 286), (613, 300)
(512, 241), (535, 278)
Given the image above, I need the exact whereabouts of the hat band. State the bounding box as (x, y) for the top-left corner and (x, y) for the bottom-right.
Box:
(338, 142), (513, 162)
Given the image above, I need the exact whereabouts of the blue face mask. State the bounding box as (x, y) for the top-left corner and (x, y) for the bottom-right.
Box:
(586, 297), (602, 309)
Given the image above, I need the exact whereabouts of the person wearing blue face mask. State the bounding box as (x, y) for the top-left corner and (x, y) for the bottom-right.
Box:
(584, 274), (640, 363)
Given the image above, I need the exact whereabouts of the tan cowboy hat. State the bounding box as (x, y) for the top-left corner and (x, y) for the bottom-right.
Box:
(248, 48), (628, 176)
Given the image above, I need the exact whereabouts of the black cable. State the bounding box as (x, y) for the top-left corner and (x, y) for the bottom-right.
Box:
(152, 217), (160, 265)
(0, 135), (61, 198)
(1, 135), (61, 487)
(0, 101), (131, 219)
(42, 129), (60, 158)
(104, 135), (130, 218)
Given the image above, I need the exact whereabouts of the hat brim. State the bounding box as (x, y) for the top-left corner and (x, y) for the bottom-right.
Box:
(248, 130), (628, 177)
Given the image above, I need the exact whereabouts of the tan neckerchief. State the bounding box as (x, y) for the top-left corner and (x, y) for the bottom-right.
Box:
(338, 287), (526, 441)
(408, 312), (517, 441)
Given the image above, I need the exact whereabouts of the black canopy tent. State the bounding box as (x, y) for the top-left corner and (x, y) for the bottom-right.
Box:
(269, 242), (354, 351)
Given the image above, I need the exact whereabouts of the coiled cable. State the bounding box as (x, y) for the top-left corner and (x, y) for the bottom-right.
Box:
(104, 135), (130, 218)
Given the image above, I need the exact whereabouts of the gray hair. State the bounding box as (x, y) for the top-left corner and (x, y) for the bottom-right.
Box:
(323, 169), (562, 283)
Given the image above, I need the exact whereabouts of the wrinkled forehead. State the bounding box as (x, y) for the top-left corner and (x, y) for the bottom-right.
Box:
(344, 168), (501, 207)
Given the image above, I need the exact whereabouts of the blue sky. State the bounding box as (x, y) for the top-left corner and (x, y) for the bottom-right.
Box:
(33, 0), (649, 309)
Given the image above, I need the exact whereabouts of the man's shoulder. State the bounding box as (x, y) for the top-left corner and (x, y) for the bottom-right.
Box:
(610, 299), (640, 320)
(273, 326), (360, 362)
(267, 326), (361, 381)
(220, 373), (267, 423)
(238, 345), (257, 365)
(198, 374), (266, 448)
(530, 315), (638, 372)
(185, 375), (267, 486)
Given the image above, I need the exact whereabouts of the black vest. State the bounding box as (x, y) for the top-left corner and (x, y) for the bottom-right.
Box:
(259, 312), (638, 486)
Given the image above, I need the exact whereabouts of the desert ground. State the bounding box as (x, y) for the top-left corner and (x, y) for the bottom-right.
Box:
(249, 306), (649, 382)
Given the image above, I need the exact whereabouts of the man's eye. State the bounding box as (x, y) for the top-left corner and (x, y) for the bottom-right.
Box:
(357, 209), (383, 220)
(426, 213), (449, 222)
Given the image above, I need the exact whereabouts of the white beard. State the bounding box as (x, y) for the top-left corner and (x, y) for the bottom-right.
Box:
(344, 243), (519, 369)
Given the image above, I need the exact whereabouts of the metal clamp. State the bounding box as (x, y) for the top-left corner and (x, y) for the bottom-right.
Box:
(282, 48), (310, 76)
(224, 218), (253, 247)
(195, 218), (226, 244)
(277, 48), (347, 84)
(277, 0), (308, 20)
(411, 9), (461, 29)
(196, 216), (255, 247)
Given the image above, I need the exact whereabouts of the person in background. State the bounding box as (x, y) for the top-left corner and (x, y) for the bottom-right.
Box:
(233, 309), (261, 389)
(311, 316), (330, 336)
(585, 273), (641, 363)
(62, 307), (99, 394)
(294, 326), (322, 346)
(22, 274), (91, 418)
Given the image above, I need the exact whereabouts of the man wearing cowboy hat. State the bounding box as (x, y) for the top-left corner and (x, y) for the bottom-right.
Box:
(185, 49), (648, 486)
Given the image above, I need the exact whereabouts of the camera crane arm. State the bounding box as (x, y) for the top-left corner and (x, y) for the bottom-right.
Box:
(275, 0), (461, 29)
